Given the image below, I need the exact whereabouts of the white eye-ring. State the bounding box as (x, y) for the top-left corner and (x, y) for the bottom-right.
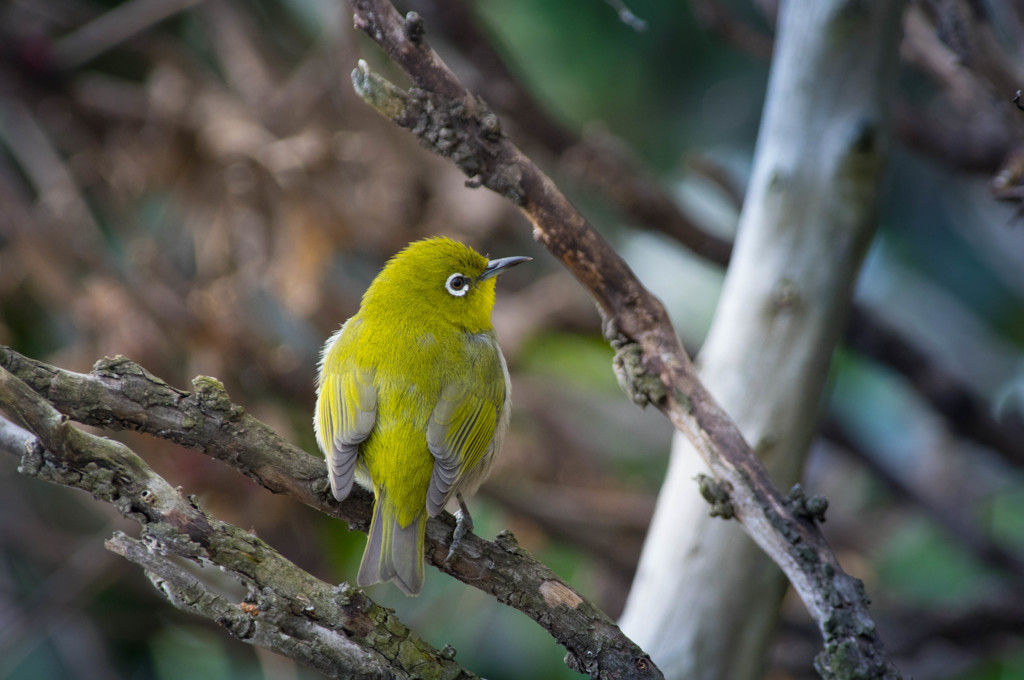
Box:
(445, 273), (470, 297)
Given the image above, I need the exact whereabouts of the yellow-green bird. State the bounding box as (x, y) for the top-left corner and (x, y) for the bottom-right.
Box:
(314, 237), (529, 595)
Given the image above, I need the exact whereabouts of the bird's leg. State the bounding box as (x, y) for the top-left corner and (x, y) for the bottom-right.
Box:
(445, 493), (474, 563)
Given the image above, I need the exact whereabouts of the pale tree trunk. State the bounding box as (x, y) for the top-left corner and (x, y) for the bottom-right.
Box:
(618, 2), (906, 678)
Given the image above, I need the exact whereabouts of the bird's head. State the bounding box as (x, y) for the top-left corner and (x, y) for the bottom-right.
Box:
(363, 237), (530, 333)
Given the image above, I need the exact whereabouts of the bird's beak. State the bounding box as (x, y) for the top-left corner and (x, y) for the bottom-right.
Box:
(478, 255), (531, 281)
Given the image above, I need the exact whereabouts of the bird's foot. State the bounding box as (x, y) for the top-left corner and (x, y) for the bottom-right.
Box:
(445, 496), (474, 563)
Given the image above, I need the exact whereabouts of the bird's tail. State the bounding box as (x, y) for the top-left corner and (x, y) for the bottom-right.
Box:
(357, 493), (426, 596)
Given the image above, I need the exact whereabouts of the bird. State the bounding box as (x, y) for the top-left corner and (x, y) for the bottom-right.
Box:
(314, 237), (530, 595)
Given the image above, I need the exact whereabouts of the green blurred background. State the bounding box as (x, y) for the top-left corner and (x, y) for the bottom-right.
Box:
(1, 0), (1023, 678)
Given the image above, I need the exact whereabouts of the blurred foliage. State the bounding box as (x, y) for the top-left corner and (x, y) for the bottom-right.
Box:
(877, 517), (992, 606)
(474, 0), (768, 168)
(0, 0), (1023, 679)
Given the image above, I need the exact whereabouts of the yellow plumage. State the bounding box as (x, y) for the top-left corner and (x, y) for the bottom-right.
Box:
(314, 237), (528, 595)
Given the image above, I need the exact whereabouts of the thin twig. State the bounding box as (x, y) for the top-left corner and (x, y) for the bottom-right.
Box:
(604, 0), (648, 32)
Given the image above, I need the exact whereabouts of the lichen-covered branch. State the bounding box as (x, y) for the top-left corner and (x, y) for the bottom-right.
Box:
(0, 363), (475, 680)
(347, 0), (904, 676)
(0, 345), (656, 680)
(104, 533), (410, 680)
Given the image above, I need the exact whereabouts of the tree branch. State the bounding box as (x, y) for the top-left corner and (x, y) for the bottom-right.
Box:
(825, 419), (1024, 580)
(348, 0), (903, 676)
(624, 1), (905, 676)
(0, 345), (656, 680)
(103, 533), (413, 680)
(0, 363), (474, 680)
(413, 0), (1024, 473)
(844, 306), (1024, 469)
(410, 0), (733, 266)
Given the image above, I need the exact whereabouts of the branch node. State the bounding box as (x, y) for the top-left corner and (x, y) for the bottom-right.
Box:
(695, 473), (735, 519)
(479, 111), (503, 139)
(92, 354), (164, 386)
(785, 483), (829, 523)
(611, 340), (666, 408)
(403, 11), (426, 44)
(493, 529), (525, 555)
(769, 277), (803, 313)
(311, 475), (331, 497)
(191, 375), (245, 419)
(350, 60), (526, 206)
(17, 436), (45, 477)
(351, 60), (410, 120)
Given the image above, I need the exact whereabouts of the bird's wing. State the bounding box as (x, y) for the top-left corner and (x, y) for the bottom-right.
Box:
(315, 320), (377, 501)
(425, 332), (507, 516)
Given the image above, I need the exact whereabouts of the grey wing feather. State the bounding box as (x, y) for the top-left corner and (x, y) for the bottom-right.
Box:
(425, 333), (509, 516)
(425, 398), (468, 515)
(328, 367), (376, 500)
(315, 321), (377, 501)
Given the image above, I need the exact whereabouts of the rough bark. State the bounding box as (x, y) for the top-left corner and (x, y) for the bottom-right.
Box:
(0, 364), (474, 680)
(618, 2), (905, 679)
(0, 347), (655, 680)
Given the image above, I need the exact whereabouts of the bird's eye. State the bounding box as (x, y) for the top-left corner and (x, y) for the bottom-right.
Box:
(445, 273), (469, 297)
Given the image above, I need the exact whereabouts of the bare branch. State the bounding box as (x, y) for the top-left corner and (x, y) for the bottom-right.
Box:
(399, 0), (734, 265)
(104, 533), (419, 680)
(416, 0), (1024, 476)
(346, 0), (904, 676)
(0, 363), (475, 680)
(0, 345), (655, 680)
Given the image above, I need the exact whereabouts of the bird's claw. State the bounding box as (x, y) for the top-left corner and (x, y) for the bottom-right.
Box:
(445, 500), (474, 563)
